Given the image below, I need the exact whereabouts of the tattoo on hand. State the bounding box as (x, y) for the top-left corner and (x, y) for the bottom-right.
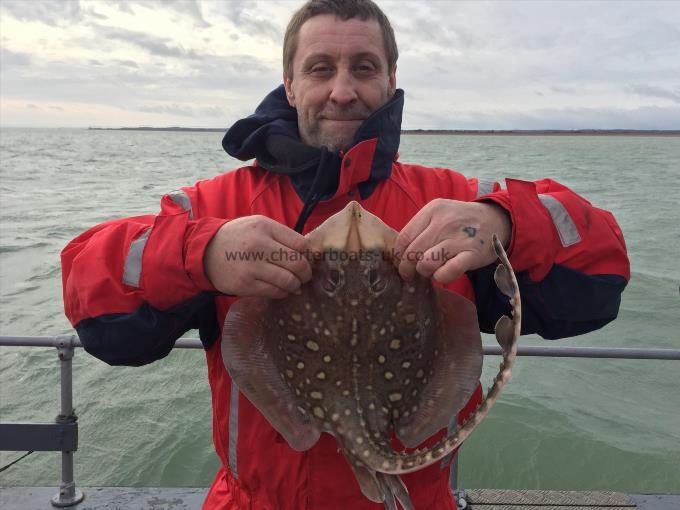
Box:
(462, 226), (477, 238)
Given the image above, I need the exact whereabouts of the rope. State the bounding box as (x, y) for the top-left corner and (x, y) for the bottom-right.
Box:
(0, 450), (34, 473)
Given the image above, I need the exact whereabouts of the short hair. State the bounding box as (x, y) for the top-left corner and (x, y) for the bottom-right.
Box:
(283, 0), (398, 78)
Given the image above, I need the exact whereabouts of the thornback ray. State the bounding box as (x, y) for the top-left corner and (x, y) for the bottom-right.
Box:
(222, 202), (521, 509)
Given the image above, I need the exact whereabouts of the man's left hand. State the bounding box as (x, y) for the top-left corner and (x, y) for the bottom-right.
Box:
(393, 199), (511, 284)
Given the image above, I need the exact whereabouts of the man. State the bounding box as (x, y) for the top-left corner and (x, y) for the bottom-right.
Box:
(61, 1), (630, 508)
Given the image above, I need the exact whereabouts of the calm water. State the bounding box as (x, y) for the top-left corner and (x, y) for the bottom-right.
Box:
(1, 128), (678, 492)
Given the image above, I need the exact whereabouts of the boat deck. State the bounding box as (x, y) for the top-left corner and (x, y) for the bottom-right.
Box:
(1, 487), (678, 510)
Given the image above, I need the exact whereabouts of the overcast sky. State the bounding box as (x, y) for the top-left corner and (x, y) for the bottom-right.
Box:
(1, 0), (679, 129)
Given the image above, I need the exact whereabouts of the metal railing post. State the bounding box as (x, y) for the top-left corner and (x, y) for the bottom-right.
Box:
(51, 335), (84, 508)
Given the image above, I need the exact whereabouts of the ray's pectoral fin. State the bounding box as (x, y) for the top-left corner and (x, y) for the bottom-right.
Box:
(396, 287), (483, 448)
(221, 297), (320, 451)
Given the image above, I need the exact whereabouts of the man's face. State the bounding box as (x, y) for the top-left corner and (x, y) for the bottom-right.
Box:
(284, 14), (396, 152)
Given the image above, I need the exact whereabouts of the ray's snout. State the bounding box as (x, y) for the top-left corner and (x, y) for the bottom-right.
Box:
(345, 201), (363, 252)
(333, 201), (397, 254)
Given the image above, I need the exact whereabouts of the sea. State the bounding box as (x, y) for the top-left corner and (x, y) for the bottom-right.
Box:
(1, 128), (678, 493)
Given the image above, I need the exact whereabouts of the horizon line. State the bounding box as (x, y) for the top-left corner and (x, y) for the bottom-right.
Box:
(2, 126), (679, 135)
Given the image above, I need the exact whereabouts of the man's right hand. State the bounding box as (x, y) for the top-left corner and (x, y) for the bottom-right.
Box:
(204, 216), (313, 298)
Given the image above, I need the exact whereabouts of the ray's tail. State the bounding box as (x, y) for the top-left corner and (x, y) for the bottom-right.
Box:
(367, 235), (522, 475)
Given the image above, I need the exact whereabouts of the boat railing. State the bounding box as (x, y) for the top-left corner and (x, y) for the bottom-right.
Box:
(1, 334), (679, 508)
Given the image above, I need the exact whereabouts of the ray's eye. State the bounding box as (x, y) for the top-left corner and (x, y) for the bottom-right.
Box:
(323, 268), (341, 293)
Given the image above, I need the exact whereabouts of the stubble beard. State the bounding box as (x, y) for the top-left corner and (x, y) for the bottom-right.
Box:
(299, 104), (372, 153)
(301, 126), (355, 153)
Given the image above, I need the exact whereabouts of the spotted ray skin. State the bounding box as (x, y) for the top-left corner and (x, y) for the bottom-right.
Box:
(222, 202), (521, 509)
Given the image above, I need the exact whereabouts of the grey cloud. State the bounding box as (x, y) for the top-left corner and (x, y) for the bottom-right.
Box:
(108, 0), (209, 26)
(26, 104), (40, 110)
(397, 53), (504, 91)
(0, 49), (32, 68)
(0, 0), (83, 26)
(606, 19), (680, 60)
(0, 52), (278, 107)
(550, 85), (577, 94)
(164, 0), (209, 27)
(397, 34), (677, 96)
(210, 0), (281, 42)
(115, 60), (139, 68)
(223, 55), (273, 75)
(1, 59), (175, 104)
(392, 1), (680, 89)
(108, 1), (134, 15)
(183, 54), (279, 91)
(85, 8), (108, 21)
(627, 84), (680, 104)
(396, 16), (479, 51)
(389, 1), (548, 54)
(94, 25), (203, 60)
(4, 0), (679, 130)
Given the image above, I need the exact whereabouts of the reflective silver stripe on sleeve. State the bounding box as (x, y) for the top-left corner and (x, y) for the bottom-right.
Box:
(538, 195), (581, 247)
(122, 228), (151, 287)
(168, 189), (193, 220)
(476, 180), (495, 198)
(228, 383), (239, 478)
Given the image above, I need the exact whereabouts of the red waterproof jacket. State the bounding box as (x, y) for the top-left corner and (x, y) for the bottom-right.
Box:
(61, 89), (630, 509)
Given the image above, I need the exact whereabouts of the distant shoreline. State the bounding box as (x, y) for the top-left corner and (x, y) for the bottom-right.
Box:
(87, 127), (680, 136)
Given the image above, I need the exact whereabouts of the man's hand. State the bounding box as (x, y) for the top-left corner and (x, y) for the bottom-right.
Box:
(393, 199), (511, 284)
(204, 216), (313, 298)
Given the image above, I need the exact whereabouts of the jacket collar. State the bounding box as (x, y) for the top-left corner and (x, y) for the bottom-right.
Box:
(222, 85), (404, 201)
